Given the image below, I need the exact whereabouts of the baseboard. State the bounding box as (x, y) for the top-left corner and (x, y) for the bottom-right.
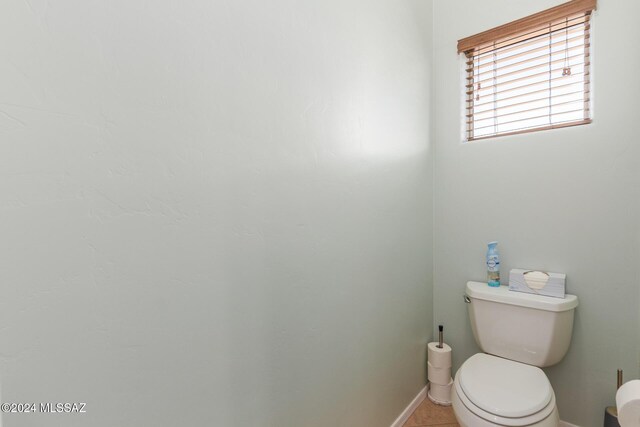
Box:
(559, 421), (581, 427)
(390, 386), (427, 427)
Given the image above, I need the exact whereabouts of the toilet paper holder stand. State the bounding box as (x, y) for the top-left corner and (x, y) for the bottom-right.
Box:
(617, 370), (623, 389)
(604, 369), (623, 427)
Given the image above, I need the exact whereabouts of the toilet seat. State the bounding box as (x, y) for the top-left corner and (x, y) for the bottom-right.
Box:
(454, 353), (556, 426)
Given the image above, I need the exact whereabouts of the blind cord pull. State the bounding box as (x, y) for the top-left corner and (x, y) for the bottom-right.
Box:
(562, 18), (572, 77)
(476, 56), (481, 101)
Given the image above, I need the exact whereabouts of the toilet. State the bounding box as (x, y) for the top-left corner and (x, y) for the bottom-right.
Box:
(452, 281), (578, 427)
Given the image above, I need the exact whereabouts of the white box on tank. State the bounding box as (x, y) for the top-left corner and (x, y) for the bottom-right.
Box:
(509, 269), (566, 298)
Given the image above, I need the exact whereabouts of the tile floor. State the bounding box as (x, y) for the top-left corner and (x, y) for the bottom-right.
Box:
(402, 397), (459, 427)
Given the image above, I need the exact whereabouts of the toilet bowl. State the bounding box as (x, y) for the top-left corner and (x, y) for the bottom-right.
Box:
(452, 353), (559, 427)
(453, 283), (578, 427)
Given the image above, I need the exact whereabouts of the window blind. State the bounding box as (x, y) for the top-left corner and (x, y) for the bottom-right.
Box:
(459, 0), (596, 141)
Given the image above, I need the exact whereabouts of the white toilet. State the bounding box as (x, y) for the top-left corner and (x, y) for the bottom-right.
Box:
(452, 281), (578, 427)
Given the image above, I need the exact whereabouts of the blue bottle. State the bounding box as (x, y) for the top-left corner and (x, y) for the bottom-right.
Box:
(486, 241), (500, 287)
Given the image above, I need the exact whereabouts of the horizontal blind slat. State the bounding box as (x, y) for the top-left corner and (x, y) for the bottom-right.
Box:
(468, 40), (587, 79)
(466, 63), (587, 92)
(468, 82), (585, 109)
(468, 119), (591, 141)
(466, 25), (589, 67)
(467, 98), (588, 122)
(465, 72), (588, 98)
(472, 108), (586, 132)
(466, 73), (583, 103)
(467, 91), (587, 118)
(468, 53), (586, 88)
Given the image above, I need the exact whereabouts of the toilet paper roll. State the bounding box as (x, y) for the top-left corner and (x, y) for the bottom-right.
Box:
(616, 380), (640, 427)
(428, 379), (453, 406)
(428, 342), (452, 369)
(427, 361), (452, 385)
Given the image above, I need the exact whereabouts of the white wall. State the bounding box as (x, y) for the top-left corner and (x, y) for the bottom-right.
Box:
(433, 0), (640, 426)
(0, 1), (434, 426)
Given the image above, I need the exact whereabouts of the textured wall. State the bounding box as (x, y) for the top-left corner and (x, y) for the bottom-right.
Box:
(0, 1), (434, 426)
(432, 1), (640, 426)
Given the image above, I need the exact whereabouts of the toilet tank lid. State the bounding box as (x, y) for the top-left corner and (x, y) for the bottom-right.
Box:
(466, 281), (578, 312)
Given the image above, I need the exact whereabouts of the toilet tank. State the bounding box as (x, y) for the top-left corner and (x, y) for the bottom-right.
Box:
(465, 281), (578, 367)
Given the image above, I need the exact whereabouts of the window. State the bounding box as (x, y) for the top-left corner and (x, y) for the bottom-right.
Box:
(458, 0), (596, 141)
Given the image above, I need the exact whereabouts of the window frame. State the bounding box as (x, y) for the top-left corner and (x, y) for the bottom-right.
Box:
(458, 0), (597, 142)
